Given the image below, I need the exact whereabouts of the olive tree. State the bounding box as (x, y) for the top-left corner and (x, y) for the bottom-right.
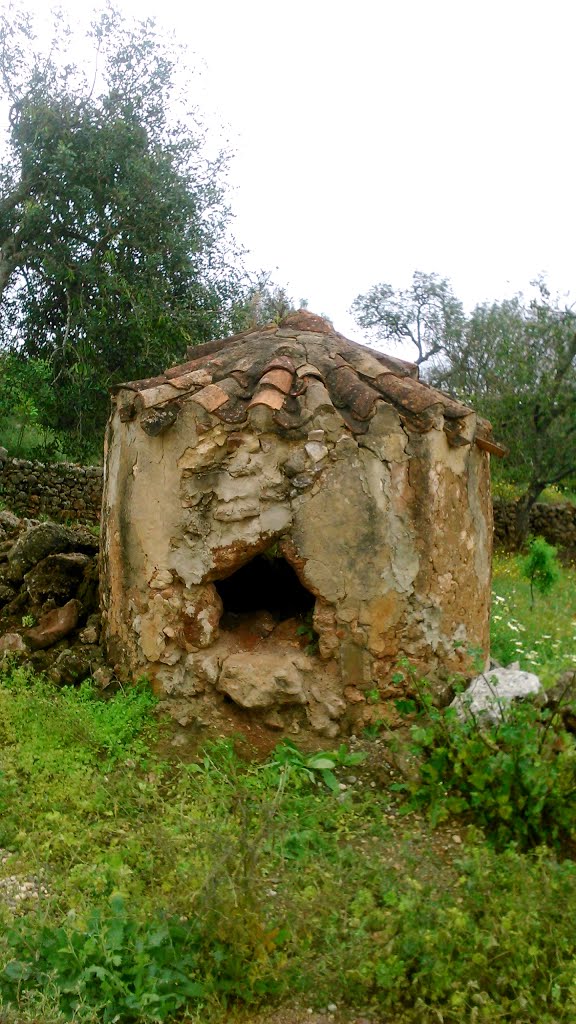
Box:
(0, 3), (245, 451)
(351, 271), (465, 367)
(437, 284), (576, 544)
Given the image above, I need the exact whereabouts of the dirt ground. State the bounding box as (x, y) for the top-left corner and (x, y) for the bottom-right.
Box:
(232, 1010), (379, 1024)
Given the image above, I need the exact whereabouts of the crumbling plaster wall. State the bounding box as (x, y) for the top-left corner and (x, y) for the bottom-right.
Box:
(101, 389), (492, 740)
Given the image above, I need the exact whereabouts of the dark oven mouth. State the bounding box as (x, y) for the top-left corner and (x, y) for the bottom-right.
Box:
(214, 553), (315, 635)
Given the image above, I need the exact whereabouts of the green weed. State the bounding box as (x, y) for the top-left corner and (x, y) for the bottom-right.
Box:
(1, 893), (286, 1022)
(268, 739), (365, 794)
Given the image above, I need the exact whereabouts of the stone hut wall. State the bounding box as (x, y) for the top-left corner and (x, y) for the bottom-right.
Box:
(0, 457), (103, 522)
(1, 455), (575, 548)
(101, 390), (493, 740)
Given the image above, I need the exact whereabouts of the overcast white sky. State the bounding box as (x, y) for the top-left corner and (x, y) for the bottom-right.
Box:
(19, 0), (576, 351)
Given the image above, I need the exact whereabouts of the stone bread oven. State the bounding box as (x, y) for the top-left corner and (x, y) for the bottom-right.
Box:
(101, 311), (503, 742)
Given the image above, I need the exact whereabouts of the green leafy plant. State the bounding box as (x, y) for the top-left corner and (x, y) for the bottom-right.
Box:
(365, 688), (380, 704)
(270, 740), (365, 794)
(0, 893), (285, 1022)
(296, 610), (319, 655)
(393, 667), (576, 849)
(262, 542), (281, 560)
(20, 614), (35, 629)
(521, 535), (561, 609)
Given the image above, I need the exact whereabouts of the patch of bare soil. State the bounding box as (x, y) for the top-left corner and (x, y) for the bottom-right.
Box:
(228, 1009), (379, 1024)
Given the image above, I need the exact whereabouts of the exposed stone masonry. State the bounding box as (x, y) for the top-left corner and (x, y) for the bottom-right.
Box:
(493, 497), (576, 551)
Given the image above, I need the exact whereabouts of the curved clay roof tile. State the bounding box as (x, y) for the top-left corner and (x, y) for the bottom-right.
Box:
(114, 310), (504, 455)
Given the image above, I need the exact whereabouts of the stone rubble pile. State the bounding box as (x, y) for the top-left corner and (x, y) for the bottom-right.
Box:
(0, 511), (111, 687)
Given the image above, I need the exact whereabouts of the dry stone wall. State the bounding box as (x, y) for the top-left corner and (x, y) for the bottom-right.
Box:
(0, 457), (103, 522)
(493, 498), (576, 551)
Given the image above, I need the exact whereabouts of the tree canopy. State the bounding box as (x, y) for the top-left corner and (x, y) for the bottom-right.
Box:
(351, 274), (576, 543)
(0, 3), (246, 452)
(350, 271), (465, 366)
(438, 284), (576, 540)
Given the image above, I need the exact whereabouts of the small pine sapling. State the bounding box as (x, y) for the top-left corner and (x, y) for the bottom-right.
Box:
(521, 535), (561, 609)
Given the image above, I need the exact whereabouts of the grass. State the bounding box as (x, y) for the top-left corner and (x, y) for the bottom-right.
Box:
(1, 662), (576, 1022)
(0, 417), (66, 463)
(491, 550), (576, 682)
(0, 553), (575, 1022)
(0, 416), (103, 465)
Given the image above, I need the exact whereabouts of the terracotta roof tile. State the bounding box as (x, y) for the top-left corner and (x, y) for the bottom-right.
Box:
(115, 309), (504, 456)
(247, 388), (286, 411)
(189, 384), (230, 412)
(328, 365), (381, 419)
(263, 355), (297, 374)
(259, 368), (294, 394)
(296, 363), (324, 380)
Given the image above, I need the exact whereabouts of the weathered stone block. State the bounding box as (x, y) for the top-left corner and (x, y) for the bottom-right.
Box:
(217, 653), (307, 709)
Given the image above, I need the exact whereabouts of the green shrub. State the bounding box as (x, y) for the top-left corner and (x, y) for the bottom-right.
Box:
(395, 672), (576, 850)
(317, 845), (576, 1022)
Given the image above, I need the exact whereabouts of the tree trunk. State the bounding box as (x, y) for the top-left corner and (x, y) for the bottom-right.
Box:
(0, 237), (18, 302)
(513, 483), (543, 550)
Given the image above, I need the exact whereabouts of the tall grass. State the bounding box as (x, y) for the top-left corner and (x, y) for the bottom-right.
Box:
(491, 551), (576, 682)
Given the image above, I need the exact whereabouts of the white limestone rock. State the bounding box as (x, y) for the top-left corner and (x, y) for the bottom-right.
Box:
(450, 667), (543, 725)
